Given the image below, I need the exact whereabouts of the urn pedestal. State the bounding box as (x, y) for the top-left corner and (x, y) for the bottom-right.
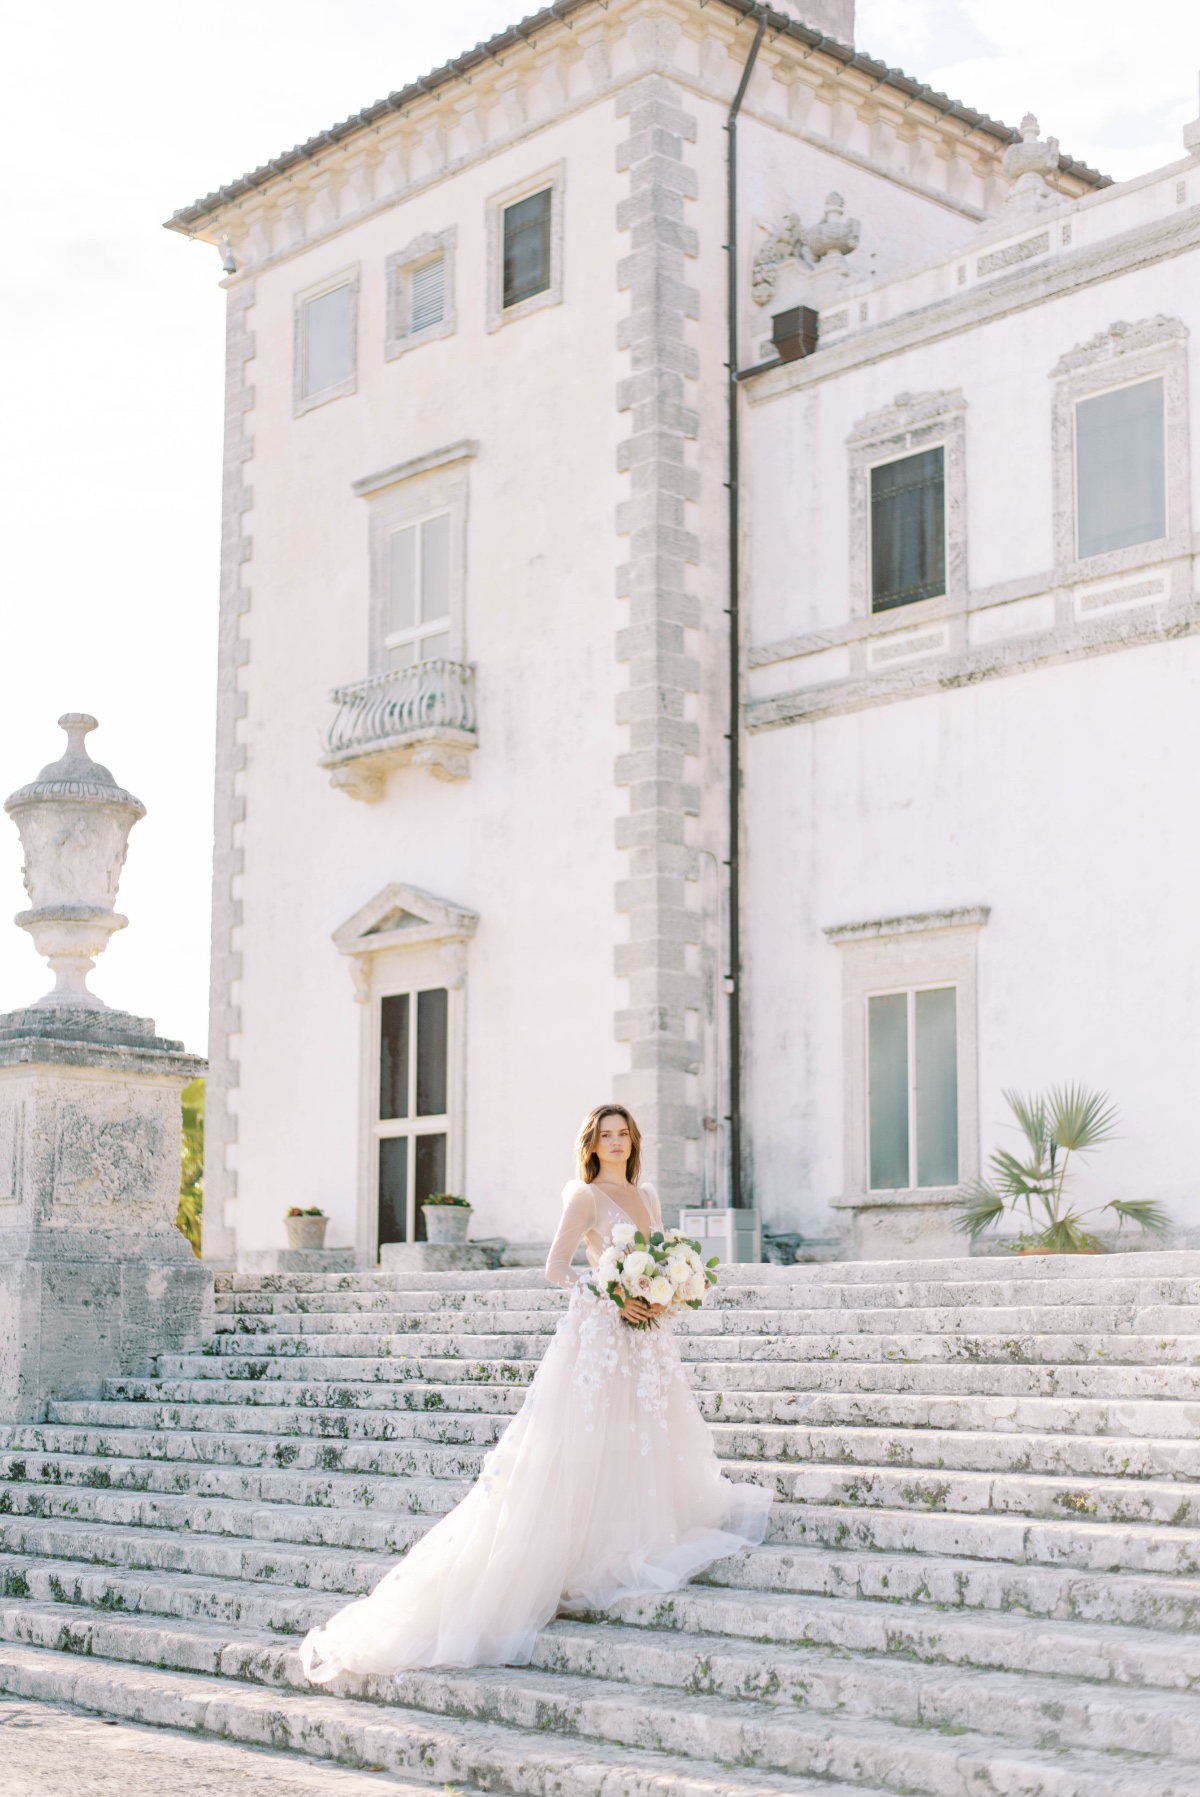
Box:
(0, 716), (209, 1421)
(0, 1007), (207, 1420)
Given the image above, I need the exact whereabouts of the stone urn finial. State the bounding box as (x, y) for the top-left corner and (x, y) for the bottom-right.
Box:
(4, 713), (146, 1010)
(804, 192), (861, 265)
(1001, 113), (1062, 212)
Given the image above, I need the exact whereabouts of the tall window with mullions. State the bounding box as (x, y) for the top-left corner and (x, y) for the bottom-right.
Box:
(377, 987), (450, 1249)
(502, 188), (552, 308)
(869, 446), (946, 611)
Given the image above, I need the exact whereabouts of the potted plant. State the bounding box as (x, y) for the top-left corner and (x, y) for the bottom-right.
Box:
(955, 1085), (1169, 1253)
(284, 1206), (329, 1250)
(421, 1192), (472, 1244)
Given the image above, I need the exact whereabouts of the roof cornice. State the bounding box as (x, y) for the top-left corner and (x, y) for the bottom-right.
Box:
(164, 0), (1107, 238)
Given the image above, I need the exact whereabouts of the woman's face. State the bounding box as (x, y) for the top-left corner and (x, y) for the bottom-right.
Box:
(596, 1113), (631, 1172)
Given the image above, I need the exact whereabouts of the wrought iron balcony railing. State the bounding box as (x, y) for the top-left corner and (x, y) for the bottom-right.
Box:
(319, 660), (477, 800)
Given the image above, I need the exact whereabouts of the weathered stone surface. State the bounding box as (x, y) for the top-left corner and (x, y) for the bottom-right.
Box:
(1, 1250), (1199, 1793)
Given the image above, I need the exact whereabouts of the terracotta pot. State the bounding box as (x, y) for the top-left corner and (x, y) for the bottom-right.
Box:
(422, 1204), (472, 1244)
(284, 1214), (329, 1250)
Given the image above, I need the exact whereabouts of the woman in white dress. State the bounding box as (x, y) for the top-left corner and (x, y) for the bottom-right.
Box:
(299, 1105), (771, 1681)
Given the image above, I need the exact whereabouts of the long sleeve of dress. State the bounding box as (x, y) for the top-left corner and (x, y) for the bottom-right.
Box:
(544, 1181), (596, 1288)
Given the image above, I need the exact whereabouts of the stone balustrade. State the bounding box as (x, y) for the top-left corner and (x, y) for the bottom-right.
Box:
(320, 659), (477, 799)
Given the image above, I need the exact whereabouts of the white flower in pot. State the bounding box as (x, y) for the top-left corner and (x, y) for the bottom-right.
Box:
(421, 1194), (472, 1244)
(285, 1208), (329, 1250)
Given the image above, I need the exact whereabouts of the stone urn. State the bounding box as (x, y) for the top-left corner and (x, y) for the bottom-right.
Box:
(422, 1202), (472, 1244)
(284, 1212), (329, 1250)
(3, 714), (145, 1008)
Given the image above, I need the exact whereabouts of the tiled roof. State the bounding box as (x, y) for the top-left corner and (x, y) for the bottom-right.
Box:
(165, 0), (1108, 233)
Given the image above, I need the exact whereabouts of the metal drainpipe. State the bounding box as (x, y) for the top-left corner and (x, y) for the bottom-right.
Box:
(725, 8), (767, 1210)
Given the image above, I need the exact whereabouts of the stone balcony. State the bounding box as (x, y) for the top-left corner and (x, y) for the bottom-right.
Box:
(319, 660), (477, 800)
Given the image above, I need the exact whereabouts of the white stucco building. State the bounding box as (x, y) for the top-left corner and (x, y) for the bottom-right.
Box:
(169, 0), (1200, 1264)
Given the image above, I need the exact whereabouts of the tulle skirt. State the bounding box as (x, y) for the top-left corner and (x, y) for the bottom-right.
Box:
(299, 1281), (772, 1678)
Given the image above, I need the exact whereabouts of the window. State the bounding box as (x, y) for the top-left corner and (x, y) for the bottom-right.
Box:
(376, 987), (450, 1245)
(293, 273), (358, 413)
(825, 905), (985, 1204)
(1075, 379), (1165, 559)
(503, 189), (552, 308)
(870, 448), (946, 611)
(356, 440), (475, 675)
(385, 229), (456, 360)
(868, 986), (958, 1190)
(486, 164), (564, 332)
(384, 513), (451, 667)
(409, 256), (445, 333)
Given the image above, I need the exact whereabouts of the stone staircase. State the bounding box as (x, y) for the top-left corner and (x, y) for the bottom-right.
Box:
(0, 1251), (1198, 1796)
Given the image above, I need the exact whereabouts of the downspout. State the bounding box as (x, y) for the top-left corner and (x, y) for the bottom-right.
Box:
(725, 8), (767, 1210)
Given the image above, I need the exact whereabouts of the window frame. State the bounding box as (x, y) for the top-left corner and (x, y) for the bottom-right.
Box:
(825, 907), (987, 1203)
(847, 390), (967, 635)
(1050, 318), (1191, 584)
(385, 227), (457, 361)
(375, 984), (452, 1247)
(867, 445), (948, 613)
(381, 509), (453, 669)
(334, 882), (478, 1268)
(356, 443), (476, 675)
(485, 162), (565, 333)
(293, 265), (360, 415)
(866, 981), (960, 1192)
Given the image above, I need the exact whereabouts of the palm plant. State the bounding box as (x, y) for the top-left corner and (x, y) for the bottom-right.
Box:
(955, 1085), (1169, 1252)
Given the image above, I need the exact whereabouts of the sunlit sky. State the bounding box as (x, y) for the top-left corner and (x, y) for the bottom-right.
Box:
(1, 2), (1196, 1053)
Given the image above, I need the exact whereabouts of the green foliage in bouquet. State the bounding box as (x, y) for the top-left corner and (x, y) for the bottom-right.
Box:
(954, 1085), (1169, 1253)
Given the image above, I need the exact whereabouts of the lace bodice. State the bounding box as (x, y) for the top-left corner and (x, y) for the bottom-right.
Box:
(544, 1179), (662, 1288)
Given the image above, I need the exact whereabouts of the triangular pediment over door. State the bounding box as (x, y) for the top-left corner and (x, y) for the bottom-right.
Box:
(333, 882), (479, 1001)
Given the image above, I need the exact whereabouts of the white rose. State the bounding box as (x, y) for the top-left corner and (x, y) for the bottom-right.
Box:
(596, 1249), (620, 1283)
(622, 1250), (655, 1281)
(611, 1222), (637, 1248)
(648, 1276), (673, 1305)
(683, 1273), (707, 1302)
(667, 1258), (692, 1287)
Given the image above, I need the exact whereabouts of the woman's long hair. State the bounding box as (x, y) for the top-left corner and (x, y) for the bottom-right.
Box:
(575, 1104), (642, 1185)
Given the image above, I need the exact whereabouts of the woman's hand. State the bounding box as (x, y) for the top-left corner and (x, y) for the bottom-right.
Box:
(619, 1295), (666, 1327)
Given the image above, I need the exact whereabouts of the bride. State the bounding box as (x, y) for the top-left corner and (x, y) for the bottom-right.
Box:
(299, 1104), (771, 1679)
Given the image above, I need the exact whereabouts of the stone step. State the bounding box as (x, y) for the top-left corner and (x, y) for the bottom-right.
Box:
(150, 1349), (1200, 1402)
(0, 1617), (1192, 1797)
(0, 1639), (831, 1797)
(599, 1583), (1200, 1690)
(3, 1598), (1199, 1770)
(107, 1377), (528, 1415)
(14, 1410), (1200, 1487)
(46, 1398), (512, 1443)
(0, 1515), (387, 1592)
(703, 1543), (1200, 1630)
(0, 1449), (475, 1514)
(0, 1484), (435, 1554)
(696, 1388), (1200, 1436)
(5, 1446), (1198, 1533)
(212, 1252), (1200, 1298)
(202, 1318), (1200, 1367)
(710, 1421), (1200, 1480)
(210, 1304), (1200, 1349)
(8, 1547), (1197, 1695)
(2, 1422), (501, 1474)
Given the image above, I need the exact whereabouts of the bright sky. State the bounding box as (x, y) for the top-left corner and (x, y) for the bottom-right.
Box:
(1, 2), (1196, 1054)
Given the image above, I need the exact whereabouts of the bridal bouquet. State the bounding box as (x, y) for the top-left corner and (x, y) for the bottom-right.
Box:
(590, 1225), (718, 1327)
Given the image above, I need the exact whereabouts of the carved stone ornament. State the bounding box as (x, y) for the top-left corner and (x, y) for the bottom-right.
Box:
(4, 715), (145, 1009)
(1051, 314), (1188, 379)
(752, 192), (861, 306)
(1001, 114), (1063, 214)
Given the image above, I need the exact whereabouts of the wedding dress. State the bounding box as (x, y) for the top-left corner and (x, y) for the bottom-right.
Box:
(299, 1179), (771, 1679)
